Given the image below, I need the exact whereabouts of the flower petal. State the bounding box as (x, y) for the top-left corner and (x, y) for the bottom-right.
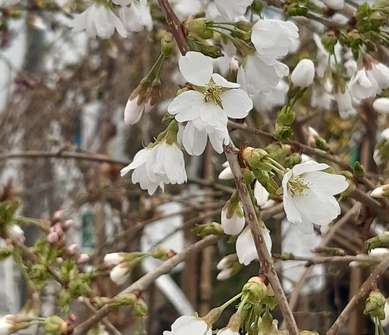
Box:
(182, 122), (208, 156)
(291, 161), (329, 176)
(179, 51), (213, 86)
(211, 73), (240, 88)
(168, 91), (203, 122)
(304, 171), (349, 196)
(221, 89), (253, 119)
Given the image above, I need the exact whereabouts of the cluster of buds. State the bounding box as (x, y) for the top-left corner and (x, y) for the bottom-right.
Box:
(48, 211), (89, 264)
(216, 254), (241, 281)
(364, 291), (387, 321)
(104, 252), (146, 285)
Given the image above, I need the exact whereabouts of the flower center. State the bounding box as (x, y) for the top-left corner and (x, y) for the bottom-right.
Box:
(203, 81), (223, 108)
(287, 175), (310, 196)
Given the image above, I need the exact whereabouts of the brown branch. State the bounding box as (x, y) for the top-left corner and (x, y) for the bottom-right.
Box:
(326, 255), (389, 335)
(224, 144), (299, 335)
(71, 235), (220, 334)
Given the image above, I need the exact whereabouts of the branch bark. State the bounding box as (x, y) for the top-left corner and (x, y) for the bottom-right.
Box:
(71, 235), (219, 334)
(224, 144), (299, 335)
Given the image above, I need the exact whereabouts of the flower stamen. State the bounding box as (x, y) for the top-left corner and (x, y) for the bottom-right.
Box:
(287, 175), (309, 196)
(203, 80), (224, 108)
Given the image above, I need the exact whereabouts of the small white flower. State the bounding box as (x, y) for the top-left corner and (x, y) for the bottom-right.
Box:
(180, 119), (230, 155)
(118, 0), (153, 32)
(251, 19), (299, 60)
(163, 316), (211, 335)
(121, 142), (187, 195)
(236, 226), (272, 265)
(221, 202), (245, 235)
(218, 161), (233, 180)
(291, 59), (315, 88)
(110, 264), (128, 285)
(168, 52), (252, 136)
(252, 80), (289, 112)
(368, 62), (389, 92)
(323, 0), (344, 10)
(373, 97), (389, 114)
(282, 161), (348, 229)
(254, 181), (269, 208)
(237, 53), (289, 96)
(369, 248), (389, 256)
(349, 68), (378, 100)
(104, 253), (125, 266)
(336, 87), (356, 118)
(0, 315), (14, 334)
(7, 225), (25, 242)
(71, 3), (127, 38)
(216, 254), (239, 280)
(213, 0), (253, 21)
(124, 96), (152, 125)
(371, 185), (389, 199)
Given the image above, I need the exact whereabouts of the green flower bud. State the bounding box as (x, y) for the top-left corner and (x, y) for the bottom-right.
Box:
(285, 153), (302, 168)
(251, 0), (263, 14)
(366, 232), (389, 251)
(242, 147), (268, 169)
(160, 31), (175, 57)
(364, 291), (386, 320)
(242, 277), (268, 304)
(274, 125), (293, 140)
(192, 222), (224, 237)
(150, 245), (175, 260)
(186, 18), (213, 39)
(353, 161), (365, 177)
(277, 106), (295, 126)
(44, 316), (67, 335)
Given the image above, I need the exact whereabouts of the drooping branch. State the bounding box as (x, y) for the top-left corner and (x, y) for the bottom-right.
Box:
(71, 235), (220, 334)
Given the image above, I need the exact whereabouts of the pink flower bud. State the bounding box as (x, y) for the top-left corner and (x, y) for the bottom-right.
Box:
(48, 232), (59, 244)
(77, 254), (90, 264)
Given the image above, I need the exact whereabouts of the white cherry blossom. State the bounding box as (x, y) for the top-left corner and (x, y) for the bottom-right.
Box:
(180, 119), (230, 156)
(236, 226), (272, 265)
(373, 97), (389, 114)
(163, 316), (211, 335)
(110, 264), (128, 285)
(291, 59), (315, 87)
(104, 253), (125, 266)
(118, 0), (153, 32)
(213, 0), (253, 21)
(121, 142), (187, 195)
(124, 96), (152, 125)
(71, 3), (127, 38)
(349, 68), (378, 100)
(251, 19), (299, 60)
(168, 52), (252, 154)
(336, 87), (356, 118)
(254, 181), (269, 208)
(282, 161), (348, 230)
(218, 161), (233, 180)
(0, 315), (14, 334)
(221, 202), (245, 235)
(237, 53), (289, 96)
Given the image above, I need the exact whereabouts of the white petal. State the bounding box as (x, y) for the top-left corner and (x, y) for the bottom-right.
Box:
(236, 227), (257, 265)
(304, 171), (348, 196)
(168, 91), (203, 122)
(254, 181), (269, 207)
(221, 89), (253, 119)
(179, 51), (213, 86)
(293, 190), (341, 226)
(182, 122), (208, 156)
(291, 161), (329, 176)
(211, 73), (240, 88)
(221, 205), (245, 235)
